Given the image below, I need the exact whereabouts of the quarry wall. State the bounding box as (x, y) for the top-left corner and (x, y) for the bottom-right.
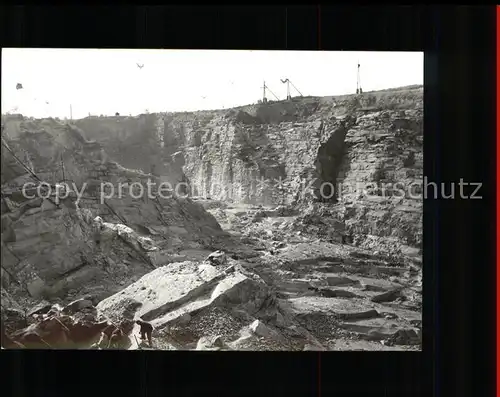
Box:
(63, 87), (423, 207)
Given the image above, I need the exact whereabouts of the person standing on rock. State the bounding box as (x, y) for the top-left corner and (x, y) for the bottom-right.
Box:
(93, 216), (104, 248)
(136, 320), (153, 347)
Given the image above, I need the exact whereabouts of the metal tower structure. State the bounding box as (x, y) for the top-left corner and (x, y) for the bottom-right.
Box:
(282, 78), (291, 100)
(356, 62), (363, 94)
(261, 81), (280, 103)
(281, 78), (303, 100)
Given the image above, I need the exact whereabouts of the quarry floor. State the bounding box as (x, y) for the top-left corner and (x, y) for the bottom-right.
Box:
(3, 200), (421, 351)
(195, 200), (422, 351)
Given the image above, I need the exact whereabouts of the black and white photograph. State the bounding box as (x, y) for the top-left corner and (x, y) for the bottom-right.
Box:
(1, 48), (423, 351)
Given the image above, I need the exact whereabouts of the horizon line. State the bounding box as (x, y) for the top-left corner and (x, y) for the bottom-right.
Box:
(1, 83), (423, 121)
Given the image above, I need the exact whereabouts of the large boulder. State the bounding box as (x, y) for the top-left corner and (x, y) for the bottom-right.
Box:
(62, 298), (94, 315)
(96, 261), (271, 348)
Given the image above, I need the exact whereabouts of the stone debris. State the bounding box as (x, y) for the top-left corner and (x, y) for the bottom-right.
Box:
(195, 335), (224, 350)
(206, 250), (228, 266)
(385, 328), (421, 346)
(303, 343), (327, 351)
(370, 288), (404, 303)
(250, 319), (277, 339)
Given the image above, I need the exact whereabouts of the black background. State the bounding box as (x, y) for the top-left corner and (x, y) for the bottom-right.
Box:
(0, 5), (495, 397)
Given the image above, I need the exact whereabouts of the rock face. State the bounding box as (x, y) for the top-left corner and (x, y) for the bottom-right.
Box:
(1, 116), (225, 304)
(73, 114), (187, 189)
(68, 86), (423, 249)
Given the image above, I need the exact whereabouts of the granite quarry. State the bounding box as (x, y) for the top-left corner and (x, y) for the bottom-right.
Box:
(1, 85), (422, 351)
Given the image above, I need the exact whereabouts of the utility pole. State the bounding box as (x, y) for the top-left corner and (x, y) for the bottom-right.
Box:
(70, 104), (73, 121)
(356, 62), (362, 94)
(262, 81), (267, 103)
(60, 153), (66, 184)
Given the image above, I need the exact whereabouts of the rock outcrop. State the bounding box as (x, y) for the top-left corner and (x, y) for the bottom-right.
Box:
(1, 117), (225, 305)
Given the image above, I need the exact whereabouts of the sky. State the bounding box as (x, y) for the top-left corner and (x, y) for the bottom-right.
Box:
(2, 49), (423, 120)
